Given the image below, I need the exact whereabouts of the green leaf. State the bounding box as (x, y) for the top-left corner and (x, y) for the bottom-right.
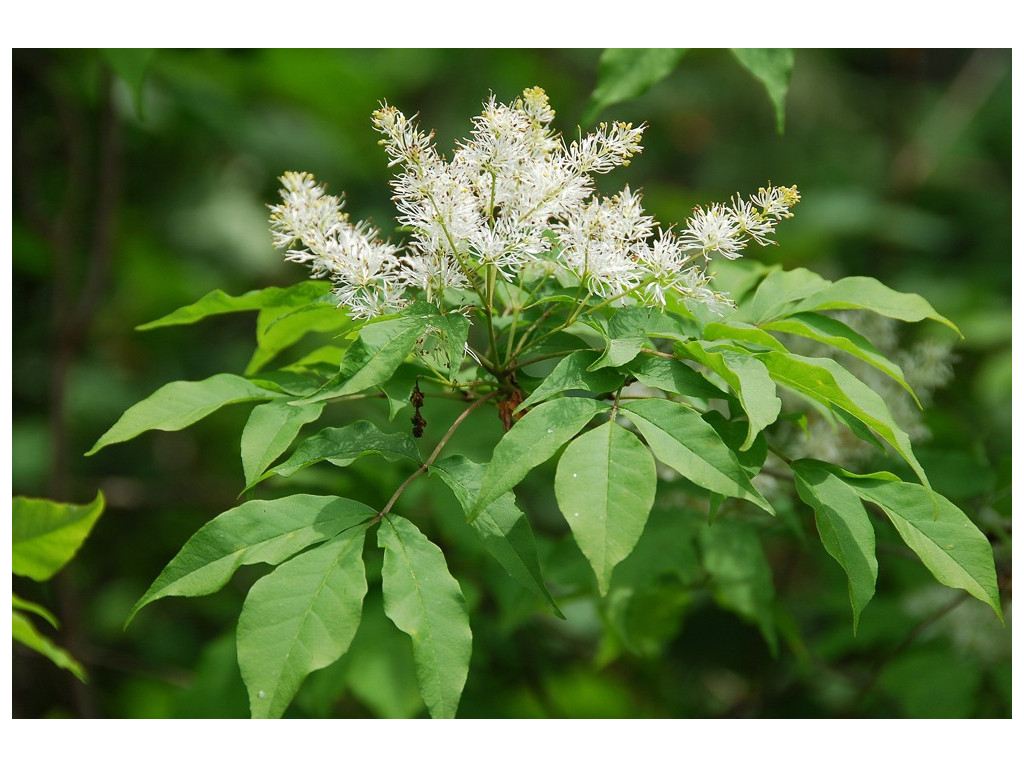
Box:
(13, 611), (87, 682)
(12, 493), (105, 581)
(86, 374), (278, 455)
(416, 309), (470, 379)
(763, 312), (920, 405)
(100, 48), (156, 120)
(431, 456), (562, 617)
(554, 421), (657, 594)
(583, 48), (687, 124)
(621, 399), (774, 515)
(626, 354), (730, 402)
(791, 460), (877, 632)
(13, 594), (58, 629)
(787, 276), (962, 336)
(699, 519), (777, 652)
(127, 495), (375, 624)
(378, 515), (472, 719)
(676, 341), (781, 450)
(136, 281), (332, 331)
(293, 316), (425, 404)
(240, 401), (325, 486)
(473, 397), (609, 520)
(836, 466), (1001, 620)
(516, 350), (625, 413)
(731, 48), (794, 134)
(237, 526), (369, 718)
(247, 299), (351, 374)
(758, 351), (930, 488)
(261, 421), (421, 487)
(703, 321), (788, 352)
(734, 267), (831, 325)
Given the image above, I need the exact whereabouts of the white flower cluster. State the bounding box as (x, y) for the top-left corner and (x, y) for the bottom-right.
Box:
(269, 87), (799, 319)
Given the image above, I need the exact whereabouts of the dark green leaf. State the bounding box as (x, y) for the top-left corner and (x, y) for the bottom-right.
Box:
(554, 421), (657, 593)
(127, 495), (375, 624)
(261, 421), (421, 487)
(431, 455), (562, 617)
(86, 374), (278, 455)
(731, 48), (794, 134)
(12, 493), (105, 581)
(378, 515), (472, 719)
(699, 519), (777, 652)
(626, 354), (730, 401)
(237, 526), (369, 718)
(583, 48), (687, 125)
(101, 48), (156, 120)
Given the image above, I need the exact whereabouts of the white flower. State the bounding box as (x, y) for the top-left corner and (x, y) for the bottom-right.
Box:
(269, 88), (799, 320)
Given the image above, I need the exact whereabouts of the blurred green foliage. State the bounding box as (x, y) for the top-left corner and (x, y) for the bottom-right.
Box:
(12, 48), (1010, 718)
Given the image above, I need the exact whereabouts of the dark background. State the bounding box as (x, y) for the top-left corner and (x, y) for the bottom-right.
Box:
(12, 49), (1011, 718)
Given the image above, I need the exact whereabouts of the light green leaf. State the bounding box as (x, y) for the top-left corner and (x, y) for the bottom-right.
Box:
(626, 354), (730, 401)
(12, 493), (105, 581)
(621, 399), (774, 515)
(261, 421), (421, 487)
(703, 321), (788, 352)
(731, 48), (795, 134)
(677, 340), (781, 450)
(13, 594), (58, 629)
(293, 316), (425, 404)
(473, 397), (609, 520)
(431, 455), (562, 617)
(554, 421), (657, 594)
(838, 467), (1001, 620)
(516, 350), (625, 413)
(136, 281), (332, 331)
(733, 267), (831, 325)
(589, 337), (646, 371)
(127, 495), (375, 624)
(758, 351), (929, 488)
(247, 299), (351, 374)
(583, 48), (688, 124)
(787, 276), (962, 336)
(699, 519), (777, 652)
(378, 515), (472, 719)
(240, 401), (324, 486)
(764, 312), (920, 405)
(411, 307), (470, 379)
(86, 374), (278, 455)
(237, 526), (369, 718)
(791, 460), (877, 632)
(13, 611), (87, 682)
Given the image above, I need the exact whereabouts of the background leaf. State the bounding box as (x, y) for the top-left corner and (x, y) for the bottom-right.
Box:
(12, 493), (105, 581)
(583, 48), (687, 125)
(730, 48), (794, 134)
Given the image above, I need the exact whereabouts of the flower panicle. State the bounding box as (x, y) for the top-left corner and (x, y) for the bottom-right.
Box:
(268, 88), (799, 319)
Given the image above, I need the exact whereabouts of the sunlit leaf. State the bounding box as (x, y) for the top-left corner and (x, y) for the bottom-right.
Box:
(13, 611), (87, 682)
(554, 421), (657, 593)
(12, 493), (105, 581)
(240, 400), (324, 486)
